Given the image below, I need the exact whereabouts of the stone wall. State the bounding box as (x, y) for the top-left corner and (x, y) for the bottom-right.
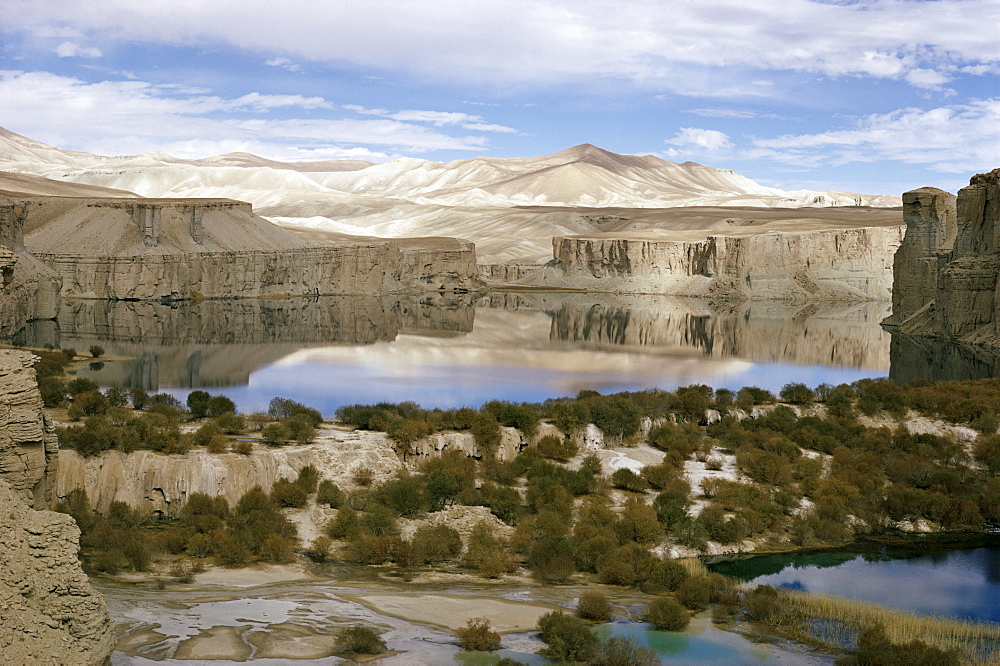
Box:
(544, 226), (904, 300)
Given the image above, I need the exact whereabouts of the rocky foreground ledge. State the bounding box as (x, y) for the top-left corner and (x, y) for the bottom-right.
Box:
(0, 350), (115, 665)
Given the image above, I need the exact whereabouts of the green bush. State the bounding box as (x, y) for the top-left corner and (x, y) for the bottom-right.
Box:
(187, 390), (211, 418)
(611, 467), (648, 492)
(334, 625), (386, 656)
(676, 576), (712, 610)
(644, 597), (689, 631)
(316, 480), (345, 508)
(591, 636), (658, 666)
(576, 591), (612, 622)
(295, 465), (320, 493)
(640, 559), (689, 594)
(454, 617), (501, 651)
(206, 395), (236, 417)
(537, 610), (598, 662)
(270, 478), (308, 508)
(536, 434), (579, 461)
(412, 524), (462, 563)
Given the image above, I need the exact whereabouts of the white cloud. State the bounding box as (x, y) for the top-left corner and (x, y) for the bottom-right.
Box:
(54, 41), (102, 58)
(905, 68), (951, 90)
(264, 57), (301, 72)
(666, 127), (733, 152)
(685, 108), (781, 120)
(389, 110), (479, 126)
(461, 122), (518, 133)
(6, 0), (998, 92)
(343, 104), (389, 115)
(0, 70), (501, 158)
(344, 107), (518, 133)
(751, 99), (1000, 173)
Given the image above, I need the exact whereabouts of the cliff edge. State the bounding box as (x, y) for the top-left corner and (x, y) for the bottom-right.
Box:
(0, 350), (116, 664)
(883, 169), (1000, 345)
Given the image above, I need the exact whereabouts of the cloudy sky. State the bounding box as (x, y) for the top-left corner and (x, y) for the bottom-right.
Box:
(2, 0), (998, 194)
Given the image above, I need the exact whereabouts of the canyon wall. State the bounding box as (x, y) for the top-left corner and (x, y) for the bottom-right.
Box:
(543, 226), (904, 300)
(0, 349), (115, 664)
(884, 169), (1000, 346)
(14, 196), (480, 301)
(34, 240), (479, 300)
(0, 198), (61, 335)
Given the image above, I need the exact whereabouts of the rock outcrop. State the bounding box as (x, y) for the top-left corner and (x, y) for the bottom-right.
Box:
(884, 169), (1000, 345)
(57, 426), (405, 515)
(0, 350), (58, 507)
(0, 349), (115, 665)
(12, 195), (479, 301)
(0, 197), (61, 335)
(543, 226), (904, 300)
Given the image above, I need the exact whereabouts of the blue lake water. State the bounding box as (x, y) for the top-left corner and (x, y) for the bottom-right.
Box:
(27, 293), (898, 416)
(710, 543), (1000, 623)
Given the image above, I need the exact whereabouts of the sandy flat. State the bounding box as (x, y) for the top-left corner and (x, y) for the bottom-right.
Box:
(246, 622), (342, 659)
(194, 563), (315, 588)
(354, 594), (554, 632)
(174, 625), (253, 660)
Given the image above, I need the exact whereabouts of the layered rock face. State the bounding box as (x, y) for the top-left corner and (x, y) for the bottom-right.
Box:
(16, 196), (479, 300)
(0, 350), (58, 507)
(0, 198), (61, 335)
(546, 225), (904, 300)
(881, 188), (956, 327)
(884, 169), (1000, 345)
(0, 349), (115, 664)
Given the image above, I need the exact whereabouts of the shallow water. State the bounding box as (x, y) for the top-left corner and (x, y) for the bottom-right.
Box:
(710, 542), (1000, 623)
(97, 576), (828, 665)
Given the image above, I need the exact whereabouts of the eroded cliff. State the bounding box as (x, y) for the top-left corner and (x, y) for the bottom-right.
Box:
(0, 349), (115, 665)
(0, 198), (61, 335)
(14, 195), (479, 300)
(543, 225), (904, 300)
(884, 169), (1000, 345)
(56, 424), (527, 514)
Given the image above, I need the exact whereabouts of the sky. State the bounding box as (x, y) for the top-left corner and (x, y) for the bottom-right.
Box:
(1, 0), (999, 195)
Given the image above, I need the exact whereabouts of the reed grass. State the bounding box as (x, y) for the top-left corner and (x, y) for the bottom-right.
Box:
(782, 590), (1000, 664)
(677, 557), (710, 578)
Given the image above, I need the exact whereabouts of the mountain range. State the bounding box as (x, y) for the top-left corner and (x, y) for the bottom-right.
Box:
(0, 127), (902, 263)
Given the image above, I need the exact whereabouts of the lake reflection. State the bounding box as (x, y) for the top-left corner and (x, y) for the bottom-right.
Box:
(711, 544), (1000, 623)
(13, 293), (894, 414)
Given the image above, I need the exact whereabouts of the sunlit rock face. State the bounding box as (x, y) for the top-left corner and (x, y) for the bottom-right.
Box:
(885, 169), (1000, 346)
(0, 349), (115, 665)
(545, 225), (904, 300)
(0, 350), (57, 507)
(17, 196), (480, 300)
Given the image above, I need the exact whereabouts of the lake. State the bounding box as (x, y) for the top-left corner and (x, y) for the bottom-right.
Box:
(13, 292), (899, 415)
(709, 540), (1000, 623)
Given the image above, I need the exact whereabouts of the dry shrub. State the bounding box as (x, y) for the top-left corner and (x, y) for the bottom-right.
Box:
(455, 617), (501, 651)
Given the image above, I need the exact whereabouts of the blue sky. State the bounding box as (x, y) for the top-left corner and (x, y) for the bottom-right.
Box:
(1, 0), (998, 194)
